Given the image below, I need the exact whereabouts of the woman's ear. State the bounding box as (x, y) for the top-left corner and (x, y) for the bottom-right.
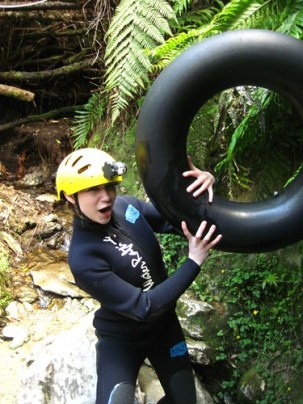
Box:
(64, 193), (75, 205)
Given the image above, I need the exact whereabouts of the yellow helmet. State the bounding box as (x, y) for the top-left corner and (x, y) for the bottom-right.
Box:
(56, 148), (126, 199)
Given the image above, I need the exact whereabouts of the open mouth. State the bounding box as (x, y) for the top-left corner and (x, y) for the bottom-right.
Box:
(99, 206), (111, 214)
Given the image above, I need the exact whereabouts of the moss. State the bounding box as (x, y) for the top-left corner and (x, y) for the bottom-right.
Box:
(0, 244), (12, 315)
(238, 367), (263, 403)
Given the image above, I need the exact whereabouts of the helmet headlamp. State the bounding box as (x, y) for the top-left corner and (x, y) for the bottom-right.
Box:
(103, 161), (127, 180)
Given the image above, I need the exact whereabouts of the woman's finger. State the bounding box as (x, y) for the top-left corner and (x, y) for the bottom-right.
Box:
(207, 186), (214, 203)
(181, 220), (191, 239)
(208, 233), (223, 248)
(195, 221), (208, 238)
(186, 155), (195, 170)
(201, 224), (217, 241)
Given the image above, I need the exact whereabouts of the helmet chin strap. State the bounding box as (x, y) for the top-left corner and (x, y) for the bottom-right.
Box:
(73, 193), (94, 223)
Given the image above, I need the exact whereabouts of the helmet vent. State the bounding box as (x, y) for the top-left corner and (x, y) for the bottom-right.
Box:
(64, 155), (72, 166)
(78, 164), (90, 174)
(72, 156), (83, 166)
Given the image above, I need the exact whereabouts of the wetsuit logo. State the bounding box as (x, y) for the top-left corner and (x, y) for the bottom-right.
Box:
(103, 236), (154, 291)
(170, 341), (187, 358)
(125, 204), (140, 224)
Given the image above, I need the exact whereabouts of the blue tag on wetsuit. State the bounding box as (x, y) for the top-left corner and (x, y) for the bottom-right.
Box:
(125, 204), (140, 224)
(170, 341), (187, 358)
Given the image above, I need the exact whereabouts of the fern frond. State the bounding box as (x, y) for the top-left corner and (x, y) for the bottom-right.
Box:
(216, 87), (272, 171)
(72, 93), (107, 149)
(151, 0), (267, 70)
(105, 0), (176, 123)
(172, 0), (193, 15)
(277, 0), (303, 38)
(188, 108), (216, 168)
(150, 2), (222, 65)
(209, 0), (265, 32)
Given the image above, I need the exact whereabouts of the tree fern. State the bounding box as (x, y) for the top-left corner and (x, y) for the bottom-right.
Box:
(172, 0), (193, 15)
(151, 0), (267, 69)
(276, 0), (303, 38)
(72, 92), (107, 149)
(104, 0), (176, 123)
(216, 88), (272, 171)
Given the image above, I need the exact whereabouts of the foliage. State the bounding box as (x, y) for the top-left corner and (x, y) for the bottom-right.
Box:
(157, 233), (187, 274)
(210, 250), (303, 402)
(187, 84), (303, 200)
(0, 247), (12, 314)
(152, 0), (303, 69)
(104, 0), (176, 123)
(72, 92), (108, 149)
(151, 0), (264, 70)
(172, 0), (192, 16)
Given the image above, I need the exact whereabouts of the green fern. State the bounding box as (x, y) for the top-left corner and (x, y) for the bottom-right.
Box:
(105, 0), (176, 123)
(172, 0), (193, 15)
(207, 86), (303, 200)
(277, 0), (303, 38)
(216, 88), (272, 170)
(187, 109), (216, 168)
(151, 0), (267, 69)
(72, 92), (107, 149)
(152, 0), (303, 69)
(150, 2), (223, 68)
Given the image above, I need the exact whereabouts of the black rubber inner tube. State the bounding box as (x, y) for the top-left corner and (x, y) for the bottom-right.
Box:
(135, 29), (303, 253)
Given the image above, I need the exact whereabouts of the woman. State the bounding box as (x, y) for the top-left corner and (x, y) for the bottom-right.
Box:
(56, 148), (222, 404)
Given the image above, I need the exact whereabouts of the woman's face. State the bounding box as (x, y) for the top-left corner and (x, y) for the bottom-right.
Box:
(66, 183), (117, 224)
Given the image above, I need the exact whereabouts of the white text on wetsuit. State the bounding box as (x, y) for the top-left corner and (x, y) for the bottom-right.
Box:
(103, 236), (154, 291)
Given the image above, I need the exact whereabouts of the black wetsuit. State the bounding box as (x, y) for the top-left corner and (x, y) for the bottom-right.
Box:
(68, 196), (201, 404)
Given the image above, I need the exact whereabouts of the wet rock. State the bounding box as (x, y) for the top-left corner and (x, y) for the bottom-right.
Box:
(1, 230), (23, 256)
(45, 233), (65, 249)
(17, 313), (146, 404)
(17, 312), (215, 404)
(37, 220), (62, 239)
(187, 339), (214, 366)
(2, 324), (30, 349)
(5, 301), (33, 322)
(18, 314), (97, 404)
(179, 298), (215, 339)
(195, 376), (216, 404)
(139, 365), (164, 402)
(16, 286), (39, 304)
(35, 193), (58, 204)
(178, 294), (230, 364)
(238, 367), (263, 403)
(34, 214), (63, 239)
(178, 294), (215, 339)
(18, 172), (44, 188)
(42, 213), (58, 223)
(30, 261), (88, 298)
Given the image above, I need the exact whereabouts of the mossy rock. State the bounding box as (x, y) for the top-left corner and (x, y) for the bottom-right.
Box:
(237, 367), (263, 403)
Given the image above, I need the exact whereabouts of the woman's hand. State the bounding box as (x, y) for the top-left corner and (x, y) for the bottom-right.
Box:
(182, 156), (215, 202)
(181, 220), (222, 266)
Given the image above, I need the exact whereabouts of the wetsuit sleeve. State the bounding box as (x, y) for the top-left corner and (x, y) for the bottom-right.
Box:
(75, 257), (200, 321)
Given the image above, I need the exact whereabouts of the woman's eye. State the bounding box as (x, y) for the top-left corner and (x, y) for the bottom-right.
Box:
(105, 184), (116, 191)
(87, 184), (116, 193)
